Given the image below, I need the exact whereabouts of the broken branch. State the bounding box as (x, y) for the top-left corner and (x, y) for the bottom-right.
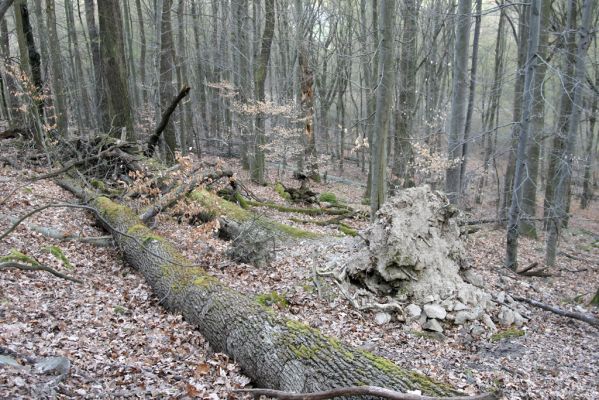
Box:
(513, 296), (599, 329)
(146, 86), (191, 157)
(0, 261), (82, 284)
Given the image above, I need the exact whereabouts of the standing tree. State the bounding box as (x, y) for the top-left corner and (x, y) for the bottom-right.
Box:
(158, 0), (177, 164)
(45, 0), (68, 135)
(251, 0), (275, 184)
(545, 0), (595, 266)
(445, 0), (471, 204)
(506, 0), (542, 270)
(370, 0), (396, 217)
(97, 0), (135, 140)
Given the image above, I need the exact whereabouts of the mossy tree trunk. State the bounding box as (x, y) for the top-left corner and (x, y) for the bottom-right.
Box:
(65, 182), (463, 396)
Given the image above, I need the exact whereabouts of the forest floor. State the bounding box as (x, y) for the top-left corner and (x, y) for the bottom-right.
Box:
(0, 154), (598, 399)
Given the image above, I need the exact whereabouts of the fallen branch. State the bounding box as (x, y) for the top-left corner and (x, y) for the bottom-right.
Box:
(233, 386), (498, 400)
(516, 262), (552, 277)
(0, 213), (111, 246)
(559, 251), (599, 265)
(146, 86), (191, 157)
(0, 261), (82, 284)
(513, 296), (599, 329)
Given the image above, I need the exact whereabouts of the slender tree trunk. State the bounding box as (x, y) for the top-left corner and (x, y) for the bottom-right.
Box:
(506, 0), (542, 270)
(84, 0), (102, 130)
(14, 0), (44, 147)
(45, 0), (68, 135)
(476, 4), (506, 205)
(502, 3), (529, 220)
(543, 1), (577, 229)
(392, 0), (417, 189)
(459, 0), (482, 198)
(445, 0), (471, 204)
(520, 0), (551, 238)
(546, 0), (595, 266)
(65, 0), (92, 130)
(370, 0), (396, 217)
(581, 73), (598, 209)
(251, 0), (275, 184)
(158, 0), (177, 163)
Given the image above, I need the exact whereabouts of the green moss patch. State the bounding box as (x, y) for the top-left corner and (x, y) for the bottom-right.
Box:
(490, 328), (525, 342)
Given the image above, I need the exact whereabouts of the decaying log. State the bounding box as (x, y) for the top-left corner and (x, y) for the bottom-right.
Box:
(60, 181), (479, 397)
(146, 86), (191, 157)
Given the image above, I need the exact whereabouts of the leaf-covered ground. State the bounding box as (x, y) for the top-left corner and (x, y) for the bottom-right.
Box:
(1, 159), (598, 399)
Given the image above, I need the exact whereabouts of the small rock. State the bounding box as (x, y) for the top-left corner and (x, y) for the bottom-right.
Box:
(422, 295), (435, 304)
(35, 356), (70, 376)
(471, 324), (485, 337)
(513, 311), (526, 327)
(441, 299), (454, 311)
(506, 295), (515, 304)
(463, 270), (484, 288)
(454, 301), (468, 311)
(498, 306), (515, 327)
(405, 304), (422, 319)
(482, 313), (497, 331)
(455, 311), (470, 325)
(423, 304), (447, 320)
(423, 319), (444, 332)
(445, 312), (455, 321)
(0, 355), (20, 368)
(458, 287), (477, 305)
(358, 341), (377, 352)
(496, 291), (506, 304)
(374, 312), (392, 325)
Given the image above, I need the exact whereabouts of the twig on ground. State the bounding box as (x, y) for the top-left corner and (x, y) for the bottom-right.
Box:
(0, 261), (82, 283)
(232, 386), (498, 400)
(513, 295), (599, 329)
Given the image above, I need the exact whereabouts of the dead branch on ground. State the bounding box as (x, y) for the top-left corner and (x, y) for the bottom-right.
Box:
(513, 296), (599, 329)
(0, 261), (82, 284)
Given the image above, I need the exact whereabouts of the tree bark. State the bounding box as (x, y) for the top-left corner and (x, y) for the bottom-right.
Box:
(445, 0), (471, 204)
(251, 0), (275, 184)
(505, 0), (542, 270)
(97, 0), (135, 140)
(58, 180), (462, 397)
(370, 0), (396, 216)
(158, 0), (177, 164)
(545, 0), (595, 266)
(46, 0), (69, 135)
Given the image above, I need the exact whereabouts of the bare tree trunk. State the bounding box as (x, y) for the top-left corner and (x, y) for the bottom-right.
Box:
(158, 0), (177, 163)
(546, 0), (595, 266)
(135, 0), (147, 105)
(46, 0), (68, 135)
(445, 0), (471, 204)
(14, 0), (44, 147)
(506, 0), (542, 270)
(97, 0), (134, 139)
(392, 0), (417, 189)
(84, 0), (102, 130)
(502, 3), (529, 220)
(581, 71), (598, 209)
(65, 0), (92, 130)
(251, 0), (275, 184)
(370, 0), (396, 216)
(459, 0), (482, 198)
(520, 0), (551, 238)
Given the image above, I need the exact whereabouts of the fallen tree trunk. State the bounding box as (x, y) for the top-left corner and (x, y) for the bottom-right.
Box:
(59, 179), (483, 397)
